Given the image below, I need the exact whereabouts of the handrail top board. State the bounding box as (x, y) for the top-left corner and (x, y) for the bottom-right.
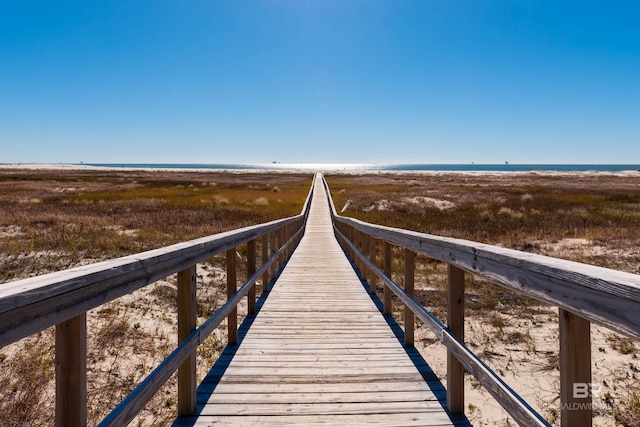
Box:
(337, 215), (640, 293)
(0, 174), (316, 348)
(0, 174), (316, 313)
(325, 177), (640, 341)
(0, 215), (301, 313)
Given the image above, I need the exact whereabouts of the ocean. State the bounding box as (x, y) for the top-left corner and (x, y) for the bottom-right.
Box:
(82, 163), (640, 173)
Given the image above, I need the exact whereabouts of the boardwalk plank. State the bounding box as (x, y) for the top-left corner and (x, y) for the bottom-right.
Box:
(197, 390), (441, 404)
(196, 381), (436, 394)
(174, 414), (458, 427)
(194, 401), (446, 416)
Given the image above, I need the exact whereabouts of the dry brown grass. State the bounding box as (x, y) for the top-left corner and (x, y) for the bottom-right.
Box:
(0, 169), (311, 426)
(0, 170), (311, 281)
(327, 172), (640, 427)
(327, 173), (640, 270)
(3, 169), (640, 425)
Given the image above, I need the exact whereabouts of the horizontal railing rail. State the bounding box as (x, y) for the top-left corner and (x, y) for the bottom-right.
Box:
(99, 226), (305, 427)
(0, 174), (316, 427)
(322, 175), (640, 427)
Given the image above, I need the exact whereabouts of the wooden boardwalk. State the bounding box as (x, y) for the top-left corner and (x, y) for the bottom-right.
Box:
(174, 177), (466, 426)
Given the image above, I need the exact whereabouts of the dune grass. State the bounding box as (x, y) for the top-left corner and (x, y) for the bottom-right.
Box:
(326, 172), (640, 426)
(326, 173), (640, 270)
(0, 170), (311, 281)
(0, 169), (312, 426)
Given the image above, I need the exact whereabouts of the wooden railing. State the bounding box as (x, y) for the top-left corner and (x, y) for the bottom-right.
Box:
(0, 175), (316, 427)
(322, 175), (640, 427)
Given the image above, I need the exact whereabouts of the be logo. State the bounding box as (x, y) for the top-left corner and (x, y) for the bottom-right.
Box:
(573, 383), (602, 399)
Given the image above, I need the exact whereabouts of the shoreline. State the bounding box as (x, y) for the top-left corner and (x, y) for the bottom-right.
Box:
(1, 162), (639, 177)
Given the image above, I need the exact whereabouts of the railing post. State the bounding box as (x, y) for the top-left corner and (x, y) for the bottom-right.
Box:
(560, 308), (592, 427)
(349, 226), (355, 261)
(299, 218), (305, 243)
(383, 241), (392, 316)
(343, 226), (349, 256)
(247, 239), (256, 315)
(262, 234), (269, 294)
(344, 226), (349, 256)
(404, 249), (415, 347)
(447, 264), (465, 414)
(355, 230), (363, 278)
(270, 231), (277, 283)
(369, 236), (377, 296)
(56, 314), (87, 427)
(282, 224), (289, 260)
(276, 228), (283, 271)
(177, 266), (197, 416)
(359, 231), (366, 279)
(226, 248), (238, 345)
(362, 233), (370, 284)
(359, 232), (366, 280)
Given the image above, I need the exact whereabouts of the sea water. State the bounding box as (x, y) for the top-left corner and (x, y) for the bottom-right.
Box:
(83, 163), (640, 173)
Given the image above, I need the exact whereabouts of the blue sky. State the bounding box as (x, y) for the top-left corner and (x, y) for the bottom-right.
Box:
(1, 1), (639, 164)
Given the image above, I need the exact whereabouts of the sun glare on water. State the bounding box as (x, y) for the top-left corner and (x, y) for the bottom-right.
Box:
(259, 163), (377, 172)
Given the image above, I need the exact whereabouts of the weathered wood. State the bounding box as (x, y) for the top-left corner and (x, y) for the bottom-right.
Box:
(261, 234), (269, 294)
(199, 379), (433, 393)
(349, 227), (355, 262)
(178, 175), (461, 426)
(354, 230), (362, 276)
(344, 226), (351, 259)
(197, 390), (440, 404)
(442, 332), (549, 427)
(329, 207), (640, 341)
(247, 239), (256, 314)
(56, 313), (87, 427)
(177, 266), (197, 416)
(447, 264), (465, 415)
(362, 233), (370, 285)
(195, 401), (446, 416)
(559, 308), (592, 427)
(270, 232), (277, 282)
(285, 224), (291, 259)
(383, 240), (392, 316)
(369, 236), (377, 296)
(0, 214), (306, 348)
(277, 227), (284, 269)
(97, 221), (303, 427)
(99, 330), (200, 427)
(227, 248), (238, 345)
(320, 168), (634, 425)
(404, 249), (415, 348)
(357, 230), (365, 279)
(99, 226), (298, 427)
(174, 413), (455, 427)
(333, 223), (549, 426)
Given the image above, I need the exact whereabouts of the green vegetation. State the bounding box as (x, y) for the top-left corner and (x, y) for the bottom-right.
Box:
(608, 333), (637, 356)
